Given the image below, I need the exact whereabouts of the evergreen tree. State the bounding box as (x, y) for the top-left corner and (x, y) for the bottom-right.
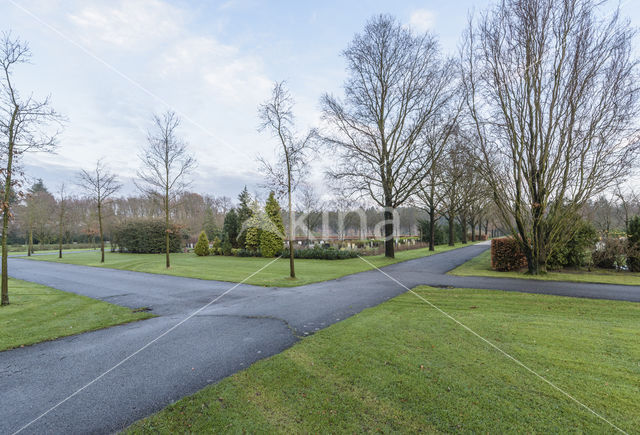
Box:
(236, 186), (252, 247)
(194, 230), (210, 256)
(222, 208), (240, 248)
(244, 199), (263, 252)
(260, 192), (285, 257)
(203, 207), (219, 240)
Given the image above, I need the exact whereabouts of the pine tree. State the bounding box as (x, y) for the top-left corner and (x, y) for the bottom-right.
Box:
(222, 208), (240, 248)
(236, 186), (252, 247)
(260, 192), (285, 257)
(203, 208), (219, 240)
(194, 230), (210, 256)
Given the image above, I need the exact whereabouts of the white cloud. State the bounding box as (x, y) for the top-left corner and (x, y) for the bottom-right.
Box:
(68, 0), (183, 50)
(158, 36), (272, 103)
(409, 9), (436, 33)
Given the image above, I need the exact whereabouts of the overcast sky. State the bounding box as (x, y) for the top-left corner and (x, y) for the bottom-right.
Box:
(2, 0), (639, 200)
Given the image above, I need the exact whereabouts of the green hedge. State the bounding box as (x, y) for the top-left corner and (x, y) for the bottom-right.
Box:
(113, 220), (182, 254)
(283, 246), (359, 260)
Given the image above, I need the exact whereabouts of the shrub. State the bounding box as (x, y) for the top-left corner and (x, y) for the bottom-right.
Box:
(221, 238), (233, 256)
(418, 219), (447, 245)
(491, 237), (528, 271)
(194, 231), (210, 256)
(282, 246), (359, 260)
(234, 248), (263, 257)
(210, 237), (221, 255)
(546, 220), (598, 270)
(113, 220), (182, 254)
(628, 216), (640, 272)
(592, 238), (627, 269)
(260, 192), (285, 258)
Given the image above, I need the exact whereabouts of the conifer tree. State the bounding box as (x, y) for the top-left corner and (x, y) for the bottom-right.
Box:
(194, 230), (210, 256)
(260, 192), (285, 257)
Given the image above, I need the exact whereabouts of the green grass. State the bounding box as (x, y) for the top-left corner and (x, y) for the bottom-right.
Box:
(0, 279), (153, 351)
(126, 286), (640, 433)
(450, 250), (640, 285)
(26, 244), (470, 287)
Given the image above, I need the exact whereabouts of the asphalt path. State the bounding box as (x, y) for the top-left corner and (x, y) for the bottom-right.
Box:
(2, 243), (639, 434)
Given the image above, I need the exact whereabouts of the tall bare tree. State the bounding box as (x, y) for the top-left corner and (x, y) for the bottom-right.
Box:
(137, 110), (195, 268)
(321, 15), (457, 258)
(78, 159), (121, 263)
(0, 33), (62, 305)
(56, 183), (67, 258)
(258, 81), (314, 278)
(463, 0), (640, 274)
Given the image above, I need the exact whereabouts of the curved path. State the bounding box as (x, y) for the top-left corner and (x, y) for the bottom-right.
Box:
(2, 244), (639, 434)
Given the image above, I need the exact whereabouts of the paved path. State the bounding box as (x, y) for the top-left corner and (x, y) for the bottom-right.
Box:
(2, 244), (639, 434)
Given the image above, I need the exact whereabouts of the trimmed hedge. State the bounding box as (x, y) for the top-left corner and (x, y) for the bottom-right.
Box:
(113, 220), (182, 254)
(491, 237), (528, 271)
(283, 246), (359, 260)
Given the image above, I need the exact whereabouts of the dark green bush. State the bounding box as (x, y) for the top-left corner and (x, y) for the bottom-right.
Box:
(418, 219), (447, 245)
(282, 245), (359, 260)
(627, 216), (640, 272)
(113, 220), (182, 254)
(221, 237), (233, 256)
(546, 220), (598, 270)
(234, 248), (263, 257)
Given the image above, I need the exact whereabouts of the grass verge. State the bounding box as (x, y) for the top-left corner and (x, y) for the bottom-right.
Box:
(126, 286), (640, 433)
(26, 243), (470, 287)
(0, 278), (153, 351)
(449, 250), (640, 285)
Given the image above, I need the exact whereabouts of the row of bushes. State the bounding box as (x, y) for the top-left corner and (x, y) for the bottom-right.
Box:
(282, 246), (359, 260)
(8, 242), (102, 252)
(491, 216), (640, 272)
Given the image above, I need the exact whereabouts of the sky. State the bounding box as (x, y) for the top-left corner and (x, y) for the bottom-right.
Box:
(1, 0), (639, 200)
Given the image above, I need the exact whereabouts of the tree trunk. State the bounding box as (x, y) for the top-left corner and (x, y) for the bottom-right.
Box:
(58, 225), (63, 259)
(428, 207), (435, 251)
(1, 134), (14, 306)
(448, 213), (455, 247)
(470, 217), (476, 242)
(384, 197), (395, 258)
(461, 213), (467, 244)
(165, 196), (170, 269)
(28, 229), (33, 256)
(288, 179), (295, 278)
(98, 203), (104, 263)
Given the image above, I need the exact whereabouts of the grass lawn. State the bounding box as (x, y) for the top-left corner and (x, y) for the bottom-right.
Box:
(26, 243), (470, 287)
(0, 279), (153, 351)
(126, 286), (640, 433)
(450, 250), (640, 286)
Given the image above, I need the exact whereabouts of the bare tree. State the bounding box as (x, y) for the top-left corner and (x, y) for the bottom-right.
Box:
(78, 159), (122, 263)
(320, 15), (457, 258)
(136, 110), (195, 268)
(258, 81), (314, 278)
(463, 0), (640, 274)
(0, 33), (62, 305)
(56, 183), (67, 258)
(296, 182), (324, 242)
